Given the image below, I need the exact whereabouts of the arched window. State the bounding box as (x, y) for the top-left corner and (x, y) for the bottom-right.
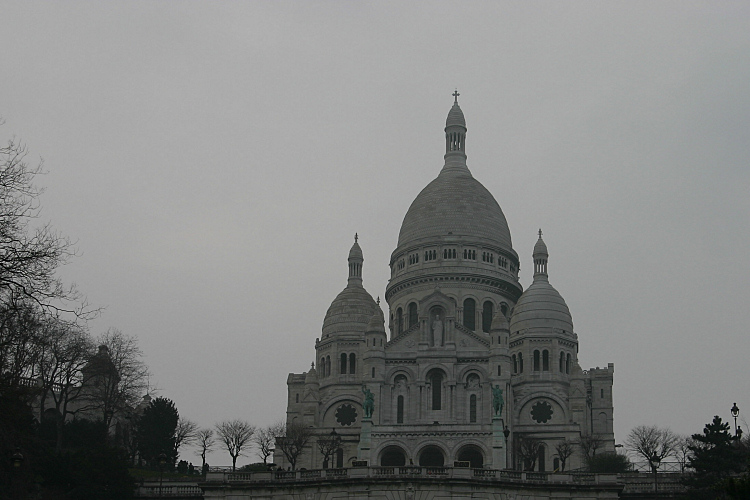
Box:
(340, 353), (347, 374)
(397, 395), (404, 423)
(457, 446), (484, 468)
(336, 448), (344, 468)
(533, 350), (540, 371)
(542, 350), (549, 371)
(408, 302), (418, 328)
(469, 394), (477, 423)
(371, 367), (375, 378)
(566, 353), (571, 374)
(497, 365), (502, 376)
(380, 446), (407, 466)
(326, 356), (331, 376)
(419, 446), (445, 467)
(463, 298), (476, 330)
(512, 355), (517, 374)
(518, 353), (524, 373)
(349, 353), (356, 374)
(320, 357), (325, 377)
(430, 372), (443, 410)
(295, 394), (299, 403)
(559, 352), (565, 373)
(396, 308), (403, 335)
(482, 301), (493, 333)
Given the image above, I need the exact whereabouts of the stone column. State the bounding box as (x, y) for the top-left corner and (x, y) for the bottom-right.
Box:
(357, 418), (372, 464)
(491, 416), (507, 470)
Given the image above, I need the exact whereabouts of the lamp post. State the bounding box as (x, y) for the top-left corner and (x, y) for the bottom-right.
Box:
(158, 452), (167, 498)
(503, 426), (510, 469)
(650, 451), (661, 494)
(11, 448), (24, 499)
(731, 403), (740, 436)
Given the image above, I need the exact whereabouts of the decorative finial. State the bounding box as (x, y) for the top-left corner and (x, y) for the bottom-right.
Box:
(376, 296), (380, 305)
(538, 228), (543, 238)
(354, 232), (358, 243)
(311, 361), (315, 369)
(452, 89), (460, 104)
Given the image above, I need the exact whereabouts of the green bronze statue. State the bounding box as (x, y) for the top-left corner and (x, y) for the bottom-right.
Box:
(492, 385), (504, 416)
(362, 385), (375, 418)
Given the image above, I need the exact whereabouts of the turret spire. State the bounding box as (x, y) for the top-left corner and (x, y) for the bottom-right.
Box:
(533, 229), (549, 279)
(348, 234), (364, 286)
(444, 91), (468, 169)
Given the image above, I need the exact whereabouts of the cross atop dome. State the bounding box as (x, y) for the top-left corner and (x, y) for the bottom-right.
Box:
(453, 89), (460, 104)
(538, 228), (543, 238)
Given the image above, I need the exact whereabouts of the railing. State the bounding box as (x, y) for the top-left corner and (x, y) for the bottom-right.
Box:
(207, 466), (621, 485)
(134, 484), (203, 497)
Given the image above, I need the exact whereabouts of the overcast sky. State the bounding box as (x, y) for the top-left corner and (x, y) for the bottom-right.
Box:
(2, 1), (749, 467)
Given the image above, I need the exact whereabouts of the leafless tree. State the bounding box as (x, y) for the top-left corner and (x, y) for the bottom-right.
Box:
(0, 302), (45, 387)
(173, 417), (198, 461)
(81, 329), (149, 427)
(554, 439), (576, 472)
(35, 316), (94, 450)
(194, 428), (215, 469)
(253, 421), (285, 464)
(0, 134), (91, 318)
(316, 430), (343, 469)
(276, 421), (313, 470)
(215, 419), (255, 471)
(577, 434), (604, 465)
(674, 435), (695, 472)
(516, 436), (543, 471)
(625, 425), (679, 467)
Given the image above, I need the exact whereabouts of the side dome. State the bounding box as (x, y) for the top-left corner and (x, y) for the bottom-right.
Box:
(510, 232), (573, 334)
(322, 236), (378, 337)
(322, 286), (378, 337)
(509, 279), (573, 334)
(397, 168), (513, 250)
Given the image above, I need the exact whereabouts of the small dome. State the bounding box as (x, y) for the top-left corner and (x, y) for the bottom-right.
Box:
(322, 284), (378, 337)
(367, 307), (386, 333)
(446, 102), (466, 128)
(509, 279), (573, 334)
(349, 237), (363, 260)
(490, 310), (510, 331)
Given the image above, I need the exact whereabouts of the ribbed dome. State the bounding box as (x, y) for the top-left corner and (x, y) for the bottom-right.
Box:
(367, 307), (386, 333)
(490, 310), (510, 331)
(509, 279), (573, 334)
(533, 236), (548, 256)
(349, 240), (363, 259)
(322, 284), (378, 337)
(446, 102), (466, 128)
(397, 167), (513, 249)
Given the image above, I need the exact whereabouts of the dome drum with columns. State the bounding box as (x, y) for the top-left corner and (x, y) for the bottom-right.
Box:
(281, 96), (614, 473)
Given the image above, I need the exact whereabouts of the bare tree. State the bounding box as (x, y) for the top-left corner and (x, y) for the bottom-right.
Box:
(577, 434), (604, 466)
(253, 421), (285, 464)
(276, 421), (313, 470)
(194, 428), (215, 469)
(173, 417), (198, 461)
(316, 429), (342, 469)
(0, 135), (91, 318)
(215, 420), (255, 471)
(516, 436), (543, 471)
(35, 317), (94, 450)
(625, 425), (679, 467)
(675, 435), (694, 472)
(554, 439), (576, 472)
(81, 329), (149, 427)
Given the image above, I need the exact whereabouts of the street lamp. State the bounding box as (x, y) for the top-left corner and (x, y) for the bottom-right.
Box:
(650, 451), (661, 493)
(158, 452), (167, 498)
(11, 448), (24, 499)
(503, 426), (511, 470)
(731, 403), (740, 436)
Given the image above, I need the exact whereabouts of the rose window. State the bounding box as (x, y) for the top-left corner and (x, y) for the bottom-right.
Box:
(530, 400), (553, 424)
(335, 404), (357, 426)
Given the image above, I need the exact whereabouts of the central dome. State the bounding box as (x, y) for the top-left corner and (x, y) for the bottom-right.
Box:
(397, 167), (513, 250)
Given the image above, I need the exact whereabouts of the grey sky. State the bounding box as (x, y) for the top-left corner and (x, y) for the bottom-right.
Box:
(2, 1), (749, 466)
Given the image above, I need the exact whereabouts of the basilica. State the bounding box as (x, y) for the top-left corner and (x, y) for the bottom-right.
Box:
(279, 96), (615, 473)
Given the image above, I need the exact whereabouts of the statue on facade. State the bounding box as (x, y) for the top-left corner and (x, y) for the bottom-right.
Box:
(362, 386), (374, 418)
(431, 315), (443, 346)
(492, 385), (504, 416)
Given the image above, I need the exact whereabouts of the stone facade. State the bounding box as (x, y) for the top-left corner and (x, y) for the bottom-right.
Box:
(280, 97), (615, 474)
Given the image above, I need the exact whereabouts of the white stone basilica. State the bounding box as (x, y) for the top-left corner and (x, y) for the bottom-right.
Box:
(280, 96), (615, 473)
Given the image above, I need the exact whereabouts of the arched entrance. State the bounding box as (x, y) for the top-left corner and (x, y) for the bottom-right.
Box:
(456, 445), (484, 468)
(418, 445), (445, 467)
(380, 446), (407, 466)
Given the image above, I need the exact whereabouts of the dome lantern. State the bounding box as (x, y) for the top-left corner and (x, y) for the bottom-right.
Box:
(348, 233), (363, 286)
(444, 90), (467, 167)
(533, 229), (549, 280)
